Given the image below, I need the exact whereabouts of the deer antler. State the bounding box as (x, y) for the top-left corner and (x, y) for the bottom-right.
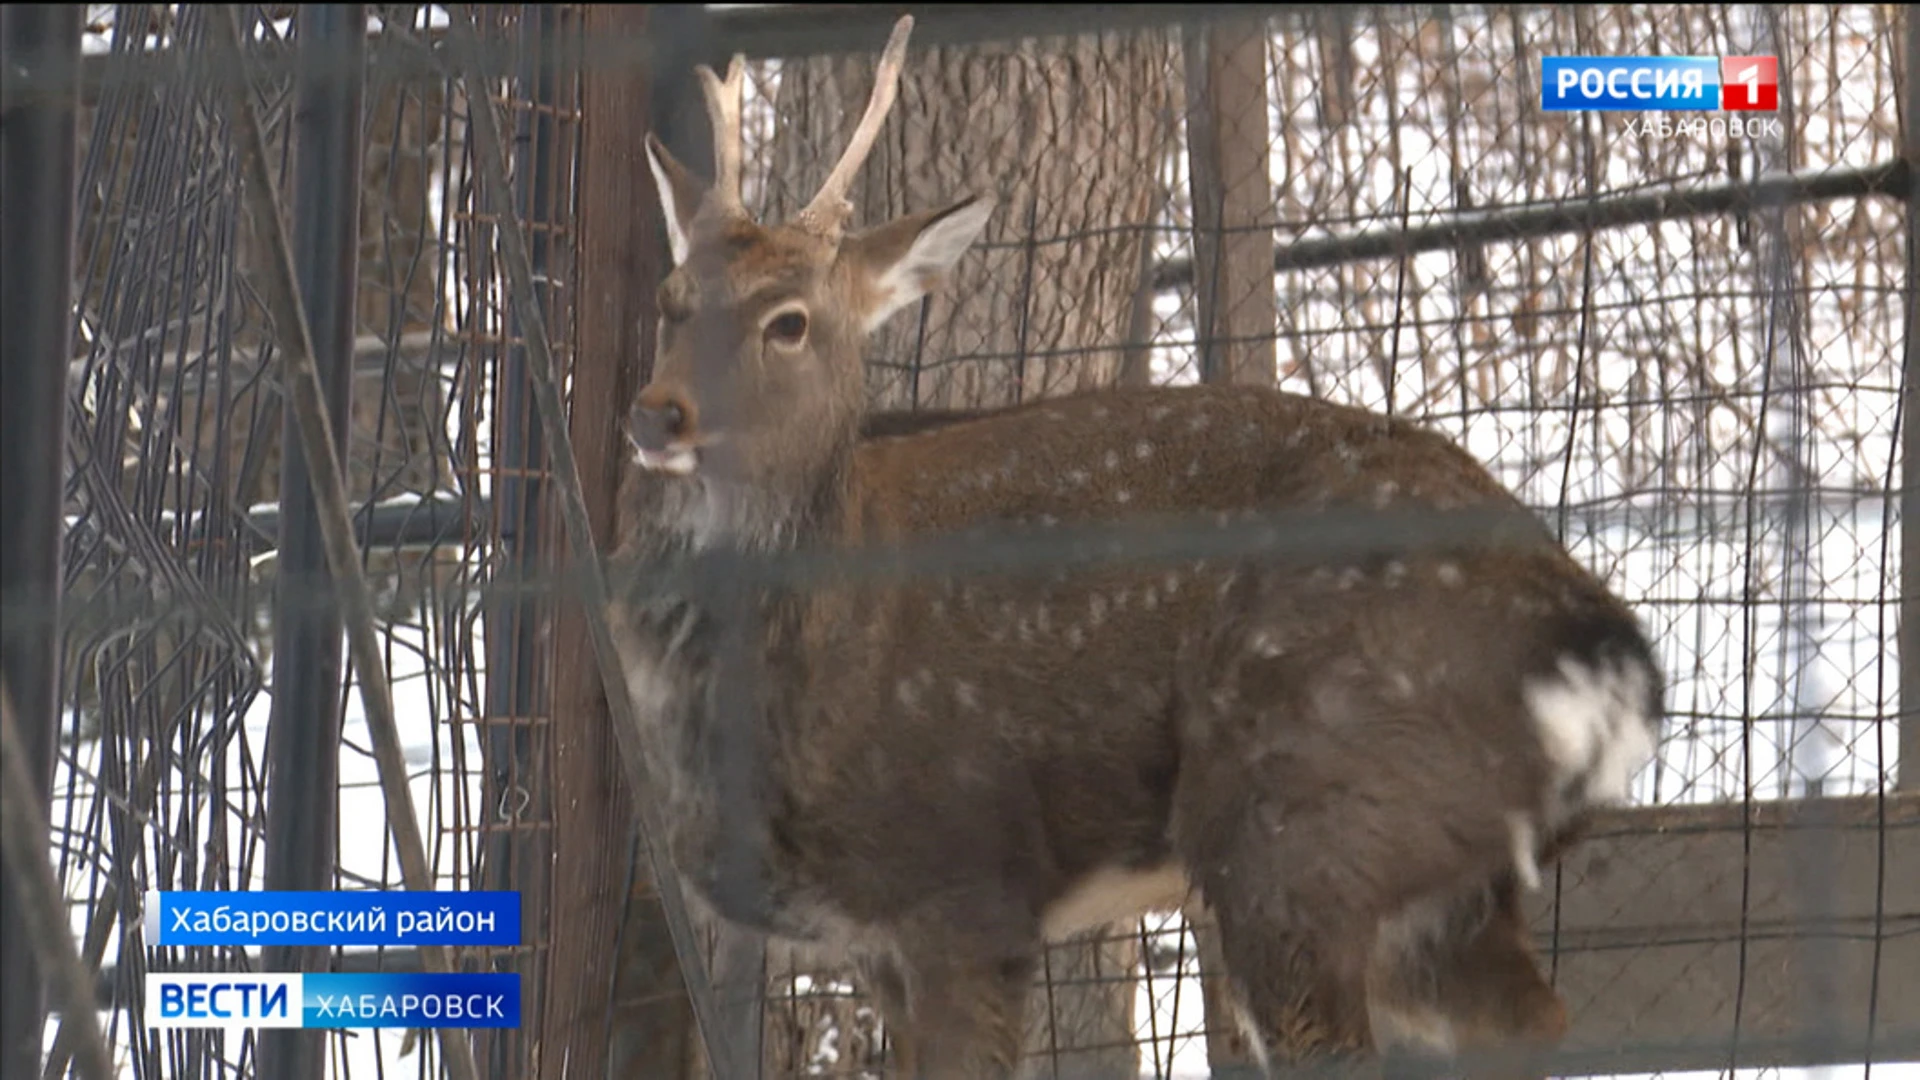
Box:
(795, 15), (915, 239)
(695, 54), (748, 216)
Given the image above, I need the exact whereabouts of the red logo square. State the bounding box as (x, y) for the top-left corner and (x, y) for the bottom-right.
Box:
(1721, 56), (1779, 111)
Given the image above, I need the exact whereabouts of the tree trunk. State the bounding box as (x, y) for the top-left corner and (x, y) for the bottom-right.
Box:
(762, 28), (1179, 1078)
(763, 29), (1177, 413)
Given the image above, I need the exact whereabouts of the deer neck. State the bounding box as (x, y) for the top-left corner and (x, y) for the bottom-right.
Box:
(631, 437), (856, 560)
(609, 438), (865, 933)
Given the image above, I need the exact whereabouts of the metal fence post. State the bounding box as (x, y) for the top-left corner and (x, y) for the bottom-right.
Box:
(1901, 1), (1920, 791)
(257, 7), (365, 1080)
(0, 6), (82, 1078)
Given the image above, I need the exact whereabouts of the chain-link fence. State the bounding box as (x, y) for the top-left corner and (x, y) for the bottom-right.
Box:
(2, 3), (1914, 1078)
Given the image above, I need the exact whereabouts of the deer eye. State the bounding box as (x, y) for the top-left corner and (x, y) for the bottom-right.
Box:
(764, 309), (809, 348)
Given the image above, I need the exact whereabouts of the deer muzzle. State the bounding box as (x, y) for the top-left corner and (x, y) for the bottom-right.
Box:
(628, 386), (700, 476)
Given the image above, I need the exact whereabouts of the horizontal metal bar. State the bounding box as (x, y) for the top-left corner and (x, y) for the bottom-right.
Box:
(55, 3), (1435, 103)
(237, 491), (477, 551)
(707, 3), (1324, 62)
(1153, 159), (1913, 290)
(64, 492), (481, 566)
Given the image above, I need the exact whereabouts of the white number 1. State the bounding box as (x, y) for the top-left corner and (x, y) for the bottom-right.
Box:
(1736, 63), (1760, 104)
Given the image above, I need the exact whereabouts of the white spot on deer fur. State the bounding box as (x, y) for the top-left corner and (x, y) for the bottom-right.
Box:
(1088, 594), (1108, 627)
(1163, 572), (1181, 596)
(1067, 469), (1090, 487)
(1135, 440), (1154, 460)
(1436, 563), (1465, 587)
(1338, 567), (1366, 591)
(1509, 813), (1542, 891)
(1524, 656), (1658, 807)
(1374, 479), (1399, 507)
(1249, 630), (1284, 657)
(895, 679), (921, 710)
(1187, 413), (1211, 433)
(1142, 586), (1159, 610)
(1148, 405), (1172, 422)
(1046, 409), (1067, 422)
(1185, 460), (1202, 479)
(1511, 595), (1551, 618)
(1092, 405), (1109, 420)
(1116, 489), (1133, 505)
(1388, 670), (1415, 699)
(953, 680), (980, 711)
(1067, 626), (1086, 650)
(1104, 449), (1121, 471)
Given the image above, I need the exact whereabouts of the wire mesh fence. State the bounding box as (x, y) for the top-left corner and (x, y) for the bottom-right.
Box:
(3, 2), (1914, 1078)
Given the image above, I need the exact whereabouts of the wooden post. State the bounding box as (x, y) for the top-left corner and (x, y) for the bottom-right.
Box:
(1184, 18), (1278, 388)
(1183, 15), (1277, 1072)
(561, 6), (713, 1078)
(546, 5), (669, 1078)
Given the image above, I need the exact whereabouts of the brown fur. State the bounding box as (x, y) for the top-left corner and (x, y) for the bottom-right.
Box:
(611, 20), (1663, 1079)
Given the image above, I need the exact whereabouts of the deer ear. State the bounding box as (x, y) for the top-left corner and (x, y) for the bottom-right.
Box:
(847, 194), (996, 333)
(646, 133), (709, 267)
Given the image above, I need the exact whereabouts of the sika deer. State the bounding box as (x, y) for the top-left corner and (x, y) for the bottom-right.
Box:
(609, 17), (1663, 1078)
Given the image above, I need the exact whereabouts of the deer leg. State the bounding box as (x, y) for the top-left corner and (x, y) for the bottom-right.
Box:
(1173, 683), (1523, 1074)
(858, 952), (923, 1079)
(883, 947), (1036, 1080)
(1191, 828), (1382, 1078)
(1367, 875), (1567, 1080)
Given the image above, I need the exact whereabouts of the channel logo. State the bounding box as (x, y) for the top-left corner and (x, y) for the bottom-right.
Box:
(1541, 56), (1779, 112)
(145, 973), (520, 1030)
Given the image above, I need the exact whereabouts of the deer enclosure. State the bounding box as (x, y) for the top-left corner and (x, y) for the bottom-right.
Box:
(3, 3), (1916, 1079)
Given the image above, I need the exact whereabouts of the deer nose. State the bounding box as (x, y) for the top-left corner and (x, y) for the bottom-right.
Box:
(628, 392), (692, 453)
